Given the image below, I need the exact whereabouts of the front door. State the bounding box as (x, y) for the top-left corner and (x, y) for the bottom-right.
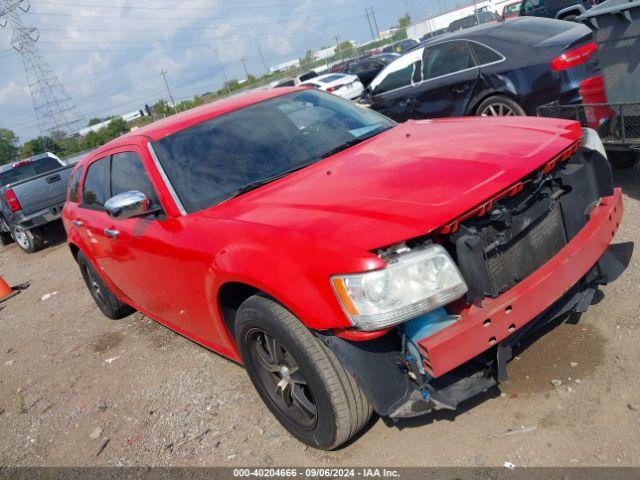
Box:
(411, 40), (480, 119)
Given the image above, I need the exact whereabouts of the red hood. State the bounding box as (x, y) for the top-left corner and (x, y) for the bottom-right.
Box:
(208, 117), (582, 251)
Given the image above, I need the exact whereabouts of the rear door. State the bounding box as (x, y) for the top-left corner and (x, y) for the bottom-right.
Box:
(410, 40), (480, 118)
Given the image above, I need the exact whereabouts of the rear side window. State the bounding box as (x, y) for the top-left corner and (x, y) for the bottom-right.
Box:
(67, 167), (83, 203)
(82, 156), (110, 208)
(111, 152), (160, 209)
(374, 64), (415, 94)
(471, 43), (503, 65)
(422, 41), (474, 79)
(0, 156), (61, 188)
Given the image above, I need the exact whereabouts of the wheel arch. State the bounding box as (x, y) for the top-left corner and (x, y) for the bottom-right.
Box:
(217, 281), (261, 343)
(468, 90), (527, 116)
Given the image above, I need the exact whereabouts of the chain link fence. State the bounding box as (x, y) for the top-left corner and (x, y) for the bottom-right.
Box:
(538, 103), (640, 151)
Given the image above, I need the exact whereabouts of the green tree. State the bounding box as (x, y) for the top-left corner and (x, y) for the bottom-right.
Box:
(88, 117), (103, 126)
(0, 128), (21, 165)
(21, 136), (63, 158)
(152, 99), (174, 117)
(103, 117), (129, 138)
(299, 49), (314, 67)
(393, 15), (412, 41)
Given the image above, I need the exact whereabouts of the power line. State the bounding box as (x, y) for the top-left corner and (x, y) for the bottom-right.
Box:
(0, 0), (84, 135)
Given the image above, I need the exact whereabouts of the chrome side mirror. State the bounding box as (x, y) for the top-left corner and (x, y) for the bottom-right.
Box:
(105, 191), (150, 219)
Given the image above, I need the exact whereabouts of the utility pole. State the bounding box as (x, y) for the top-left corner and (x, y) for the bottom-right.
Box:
(365, 8), (376, 42)
(240, 57), (249, 80)
(257, 45), (268, 74)
(215, 48), (232, 95)
(369, 7), (380, 40)
(335, 35), (343, 63)
(160, 69), (177, 112)
(0, 0), (83, 135)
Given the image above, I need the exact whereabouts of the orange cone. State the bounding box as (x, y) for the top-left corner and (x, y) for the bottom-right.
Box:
(0, 275), (17, 302)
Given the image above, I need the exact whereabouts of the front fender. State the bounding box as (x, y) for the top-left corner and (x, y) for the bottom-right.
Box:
(205, 220), (384, 332)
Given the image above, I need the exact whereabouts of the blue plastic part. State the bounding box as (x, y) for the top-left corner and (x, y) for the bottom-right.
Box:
(401, 308), (458, 341)
(399, 308), (460, 375)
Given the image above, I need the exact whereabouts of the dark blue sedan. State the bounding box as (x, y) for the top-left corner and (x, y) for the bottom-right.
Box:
(364, 16), (599, 121)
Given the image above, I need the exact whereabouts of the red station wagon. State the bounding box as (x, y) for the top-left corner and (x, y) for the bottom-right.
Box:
(63, 87), (629, 449)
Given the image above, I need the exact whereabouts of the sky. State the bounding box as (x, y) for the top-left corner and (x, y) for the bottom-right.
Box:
(0, 0), (440, 142)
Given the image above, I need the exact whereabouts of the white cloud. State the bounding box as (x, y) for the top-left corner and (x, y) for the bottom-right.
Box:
(1, 0), (401, 140)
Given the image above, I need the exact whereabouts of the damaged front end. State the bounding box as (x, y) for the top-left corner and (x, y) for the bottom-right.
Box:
(321, 130), (633, 420)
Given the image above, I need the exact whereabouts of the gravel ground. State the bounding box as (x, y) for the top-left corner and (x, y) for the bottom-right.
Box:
(1, 168), (639, 467)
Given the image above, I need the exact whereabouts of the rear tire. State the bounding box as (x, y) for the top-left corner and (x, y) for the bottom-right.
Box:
(11, 225), (43, 253)
(476, 95), (526, 117)
(0, 217), (13, 246)
(77, 251), (135, 319)
(236, 295), (372, 450)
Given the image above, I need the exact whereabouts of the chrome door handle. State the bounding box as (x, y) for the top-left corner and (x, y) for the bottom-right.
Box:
(104, 228), (119, 239)
(72, 220), (83, 226)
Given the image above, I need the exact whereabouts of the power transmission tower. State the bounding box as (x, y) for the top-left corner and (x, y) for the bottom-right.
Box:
(0, 0), (84, 136)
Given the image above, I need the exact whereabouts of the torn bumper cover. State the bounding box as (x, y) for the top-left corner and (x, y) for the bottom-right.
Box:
(321, 190), (631, 420)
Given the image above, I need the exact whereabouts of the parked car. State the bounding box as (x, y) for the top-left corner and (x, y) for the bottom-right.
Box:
(419, 28), (448, 43)
(346, 53), (400, 87)
(363, 17), (598, 122)
(272, 71), (319, 88)
(1, 152), (73, 253)
(520, 0), (601, 20)
(64, 87), (627, 450)
(301, 73), (364, 100)
(447, 11), (500, 31)
(382, 38), (419, 54)
(501, 1), (522, 18)
(329, 58), (360, 73)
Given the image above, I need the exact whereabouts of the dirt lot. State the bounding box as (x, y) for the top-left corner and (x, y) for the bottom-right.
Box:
(1, 169), (640, 468)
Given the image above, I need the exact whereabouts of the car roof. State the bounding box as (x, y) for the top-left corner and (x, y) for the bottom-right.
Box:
(88, 87), (300, 154)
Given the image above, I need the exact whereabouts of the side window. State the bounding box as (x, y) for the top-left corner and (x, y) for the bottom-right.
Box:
(471, 43), (502, 65)
(67, 166), (83, 203)
(82, 156), (110, 208)
(422, 41), (474, 80)
(111, 151), (160, 209)
(373, 63), (416, 94)
(522, 0), (543, 13)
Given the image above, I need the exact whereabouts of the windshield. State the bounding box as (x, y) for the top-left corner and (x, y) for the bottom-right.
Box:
(0, 156), (62, 188)
(152, 89), (395, 213)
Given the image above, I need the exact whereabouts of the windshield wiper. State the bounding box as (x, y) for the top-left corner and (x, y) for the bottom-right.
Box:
(320, 126), (392, 159)
(226, 164), (313, 200)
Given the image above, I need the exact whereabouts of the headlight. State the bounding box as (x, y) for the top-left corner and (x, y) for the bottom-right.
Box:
(331, 244), (468, 331)
(582, 127), (607, 159)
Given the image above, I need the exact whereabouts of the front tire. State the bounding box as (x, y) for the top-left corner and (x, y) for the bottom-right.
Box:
(77, 251), (135, 319)
(476, 95), (526, 117)
(11, 225), (43, 253)
(236, 295), (372, 450)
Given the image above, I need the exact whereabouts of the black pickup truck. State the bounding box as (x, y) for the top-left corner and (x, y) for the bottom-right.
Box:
(0, 152), (73, 253)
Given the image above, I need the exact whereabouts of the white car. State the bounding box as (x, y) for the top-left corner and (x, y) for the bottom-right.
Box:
(301, 73), (364, 100)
